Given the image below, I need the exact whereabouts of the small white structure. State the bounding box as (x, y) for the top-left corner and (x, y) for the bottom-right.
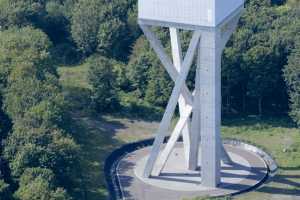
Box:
(138, 0), (244, 188)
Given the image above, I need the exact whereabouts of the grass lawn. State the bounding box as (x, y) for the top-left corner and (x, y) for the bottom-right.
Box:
(222, 117), (300, 200)
(58, 63), (92, 90)
(59, 65), (300, 200)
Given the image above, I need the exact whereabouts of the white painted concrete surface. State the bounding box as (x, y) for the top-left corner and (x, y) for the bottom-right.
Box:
(138, 0), (244, 189)
(138, 0), (244, 27)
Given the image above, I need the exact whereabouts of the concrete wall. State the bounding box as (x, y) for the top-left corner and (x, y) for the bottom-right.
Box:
(138, 0), (244, 27)
(215, 0), (244, 25)
(139, 0), (213, 27)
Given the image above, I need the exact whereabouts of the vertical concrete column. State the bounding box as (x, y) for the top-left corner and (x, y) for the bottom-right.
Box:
(189, 45), (201, 170)
(200, 30), (222, 188)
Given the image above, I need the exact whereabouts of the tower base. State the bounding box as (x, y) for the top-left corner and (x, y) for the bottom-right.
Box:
(115, 142), (269, 200)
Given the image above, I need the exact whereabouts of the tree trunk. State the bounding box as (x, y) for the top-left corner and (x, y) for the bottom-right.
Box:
(227, 90), (231, 114)
(258, 97), (263, 117)
(242, 93), (246, 114)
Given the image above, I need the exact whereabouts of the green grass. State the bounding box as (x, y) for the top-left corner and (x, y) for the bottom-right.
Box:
(222, 117), (300, 168)
(58, 63), (91, 90)
(59, 64), (300, 200)
(58, 64), (92, 111)
(184, 197), (232, 200)
(221, 117), (300, 200)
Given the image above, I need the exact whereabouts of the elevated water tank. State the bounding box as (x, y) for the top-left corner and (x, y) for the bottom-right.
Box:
(138, 0), (244, 28)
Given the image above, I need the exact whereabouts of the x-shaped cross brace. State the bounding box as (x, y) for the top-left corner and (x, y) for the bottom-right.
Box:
(141, 24), (200, 178)
(140, 24), (232, 178)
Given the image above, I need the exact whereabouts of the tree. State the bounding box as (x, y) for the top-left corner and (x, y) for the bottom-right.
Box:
(126, 3), (141, 41)
(0, 106), (11, 140)
(14, 168), (71, 200)
(222, 27), (251, 114)
(3, 74), (63, 121)
(145, 64), (173, 108)
(283, 38), (300, 125)
(4, 121), (79, 180)
(0, 27), (54, 90)
(97, 18), (126, 57)
(220, 0), (296, 115)
(0, 0), (38, 28)
(87, 56), (119, 112)
(243, 33), (282, 116)
(3, 76), (78, 180)
(71, 0), (105, 55)
(0, 24), (79, 196)
(71, 0), (134, 57)
(126, 37), (153, 98)
(0, 0), (72, 43)
(126, 29), (197, 109)
(0, 179), (10, 200)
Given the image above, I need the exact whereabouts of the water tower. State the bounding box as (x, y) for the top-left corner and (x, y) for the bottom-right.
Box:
(108, 1), (275, 198)
(138, 0), (244, 187)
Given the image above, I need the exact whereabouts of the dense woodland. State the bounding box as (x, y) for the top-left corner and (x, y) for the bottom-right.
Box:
(0, 0), (299, 199)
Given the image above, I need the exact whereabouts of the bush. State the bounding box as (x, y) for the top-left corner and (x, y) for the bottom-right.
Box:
(119, 91), (163, 120)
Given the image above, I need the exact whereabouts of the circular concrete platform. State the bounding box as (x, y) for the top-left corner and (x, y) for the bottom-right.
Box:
(116, 143), (269, 200)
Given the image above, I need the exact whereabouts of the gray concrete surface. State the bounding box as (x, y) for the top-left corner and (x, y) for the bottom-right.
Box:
(117, 143), (268, 200)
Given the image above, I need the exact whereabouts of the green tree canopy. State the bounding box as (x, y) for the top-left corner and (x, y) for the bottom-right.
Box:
(0, 0), (73, 43)
(0, 179), (10, 200)
(3, 74), (63, 121)
(0, 27), (54, 90)
(87, 56), (119, 112)
(71, 0), (136, 58)
(14, 168), (71, 200)
(283, 38), (300, 125)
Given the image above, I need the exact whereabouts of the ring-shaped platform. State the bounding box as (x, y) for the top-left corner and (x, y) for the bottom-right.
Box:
(116, 143), (269, 200)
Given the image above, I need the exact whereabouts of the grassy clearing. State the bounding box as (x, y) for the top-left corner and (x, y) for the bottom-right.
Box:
(67, 112), (158, 200)
(58, 64), (92, 111)
(58, 63), (91, 90)
(59, 64), (300, 200)
(58, 64), (159, 200)
(221, 117), (300, 200)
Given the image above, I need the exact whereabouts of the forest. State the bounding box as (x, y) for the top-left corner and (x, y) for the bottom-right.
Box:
(0, 0), (299, 199)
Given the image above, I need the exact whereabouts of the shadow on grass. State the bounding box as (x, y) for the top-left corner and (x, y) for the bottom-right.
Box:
(257, 170), (300, 196)
(67, 110), (127, 200)
(112, 104), (164, 122)
(62, 86), (92, 111)
(265, 165), (300, 196)
(279, 166), (300, 170)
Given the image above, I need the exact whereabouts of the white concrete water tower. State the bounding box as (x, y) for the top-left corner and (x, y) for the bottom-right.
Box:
(138, 0), (244, 188)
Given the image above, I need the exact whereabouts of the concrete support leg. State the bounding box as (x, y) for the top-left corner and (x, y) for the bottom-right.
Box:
(142, 28), (201, 178)
(170, 28), (191, 168)
(200, 31), (222, 187)
(189, 47), (201, 171)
